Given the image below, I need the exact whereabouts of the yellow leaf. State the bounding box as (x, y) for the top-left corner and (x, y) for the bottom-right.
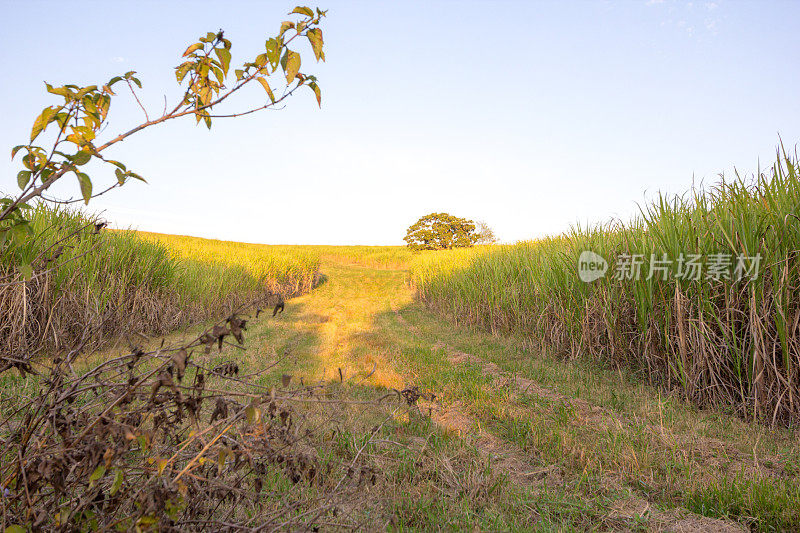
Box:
(256, 77), (275, 103)
(279, 21), (295, 35)
(306, 29), (324, 62)
(246, 405), (261, 424)
(66, 133), (83, 145)
(157, 458), (169, 476)
(183, 42), (203, 57)
(31, 106), (55, 142)
(217, 448), (227, 474)
(290, 6), (314, 17)
(309, 82), (321, 108)
(284, 50), (301, 84)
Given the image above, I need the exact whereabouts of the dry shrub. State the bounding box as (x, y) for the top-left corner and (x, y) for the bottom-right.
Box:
(0, 292), (406, 531)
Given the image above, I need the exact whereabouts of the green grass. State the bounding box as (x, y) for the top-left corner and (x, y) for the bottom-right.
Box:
(0, 206), (321, 355)
(135, 230), (320, 295)
(4, 240), (798, 529)
(235, 255), (795, 529)
(310, 245), (419, 270)
(4, 142), (800, 529)
(686, 476), (800, 531)
(410, 146), (800, 424)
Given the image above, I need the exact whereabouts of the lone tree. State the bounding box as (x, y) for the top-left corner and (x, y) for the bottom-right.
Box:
(475, 220), (497, 245)
(404, 212), (479, 250)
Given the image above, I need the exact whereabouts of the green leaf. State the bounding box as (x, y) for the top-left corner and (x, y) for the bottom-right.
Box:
(265, 38), (281, 67)
(234, 69), (244, 81)
(5, 525), (27, 533)
(290, 6), (314, 17)
(22, 153), (36, 171)
(115, 168), (126, 184)
(217, 449), (227, 472)
(54, 112), (70, 128)
(214, 47), (231, 75)
(10, 221), (32, 240)
(306, 29), (324, 61)
(18, 263), (32, 281)
(106, 160), (126, 171)
(256, 77), (275, 102)
(71, 150), (91, 166)
(246, 403), (262, 424)
(283, 50), (301, 83)
(98, 94), (111, 118)
(183, 42), (204, 57)
(175, 62), (192, 83)
(17, 170), (32, 189)
(76, 172), (92, 204)
(75, 85), (98, 99)
(308, 81), (321, 108)
(83, 97), (99, 118)
(89, 464), (106, 484)
(212, 66), (224, 85)
(11, 145), (26, 160)
(108, 76), (122, 86)
(110, 469), (124, 496)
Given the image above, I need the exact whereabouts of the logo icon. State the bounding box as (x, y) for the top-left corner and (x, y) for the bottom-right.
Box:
(578, 251), (608, 283)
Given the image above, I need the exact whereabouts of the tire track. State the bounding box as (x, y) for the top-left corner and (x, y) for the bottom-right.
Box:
(393, 308), (748, 532)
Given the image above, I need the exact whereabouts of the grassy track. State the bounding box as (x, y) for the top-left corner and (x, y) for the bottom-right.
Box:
(205, 255), (799, 531)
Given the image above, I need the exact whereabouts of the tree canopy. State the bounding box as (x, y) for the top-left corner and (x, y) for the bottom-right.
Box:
(404, 212), (479, 250)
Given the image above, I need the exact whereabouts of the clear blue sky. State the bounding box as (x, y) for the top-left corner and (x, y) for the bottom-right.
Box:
(2, 1), (799, 244)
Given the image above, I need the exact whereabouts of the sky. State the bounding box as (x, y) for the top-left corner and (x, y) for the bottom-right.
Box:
(1, 0), (799, 245)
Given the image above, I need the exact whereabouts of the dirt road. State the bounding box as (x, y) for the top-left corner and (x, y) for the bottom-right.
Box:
(234, 258), (796, 530)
